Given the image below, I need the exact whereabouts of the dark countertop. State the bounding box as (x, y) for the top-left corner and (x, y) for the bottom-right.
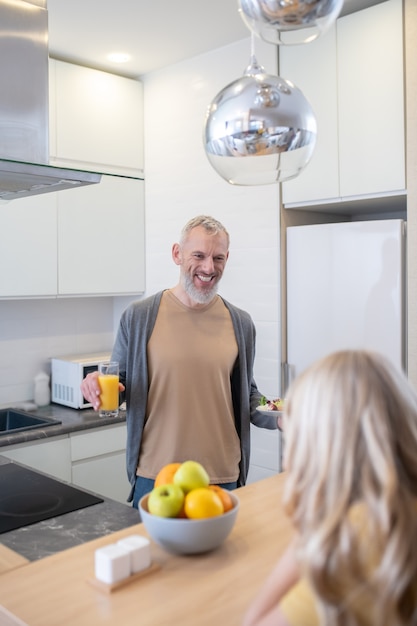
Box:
(0, 402), (127, 448)
(0, 404), (138, 562)
(0, 456), (139, 562)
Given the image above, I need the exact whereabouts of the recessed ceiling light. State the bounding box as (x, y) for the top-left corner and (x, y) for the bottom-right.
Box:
(107, 52), (131, 64)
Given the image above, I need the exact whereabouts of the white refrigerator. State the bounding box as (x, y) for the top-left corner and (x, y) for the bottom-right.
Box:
(285, 219), (406, 385)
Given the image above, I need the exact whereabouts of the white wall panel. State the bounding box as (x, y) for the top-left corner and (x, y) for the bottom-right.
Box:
(134, 37), (283, 482)
(140, 37), (282, 400)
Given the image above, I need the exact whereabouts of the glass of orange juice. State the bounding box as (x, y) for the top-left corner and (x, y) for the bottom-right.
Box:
(98, 361), (119, 418)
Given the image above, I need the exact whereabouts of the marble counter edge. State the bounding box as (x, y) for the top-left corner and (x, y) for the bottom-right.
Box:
(0, 497), (140, 562)
(0, 406), (127, 448)
(0, 457), (139, 562)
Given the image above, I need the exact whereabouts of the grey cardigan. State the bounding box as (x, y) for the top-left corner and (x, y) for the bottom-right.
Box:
(112, 290), (278, 502)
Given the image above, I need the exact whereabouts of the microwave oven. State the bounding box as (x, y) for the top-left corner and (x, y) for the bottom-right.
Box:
(51, 352), (111, 409)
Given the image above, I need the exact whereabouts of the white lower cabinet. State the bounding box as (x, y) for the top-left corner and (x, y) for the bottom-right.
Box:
(71, 452), (128, 505)
(2, 423), (129, 504)
(1, 436), (72, 482)
(70, 423), (129, 505)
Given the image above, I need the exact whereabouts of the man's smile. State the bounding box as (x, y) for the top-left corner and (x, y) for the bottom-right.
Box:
(196, 274), (214, 283)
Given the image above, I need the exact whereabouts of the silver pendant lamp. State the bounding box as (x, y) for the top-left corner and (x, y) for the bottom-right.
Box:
(203, 42), (317, 186)
(237, 0), (344, 45)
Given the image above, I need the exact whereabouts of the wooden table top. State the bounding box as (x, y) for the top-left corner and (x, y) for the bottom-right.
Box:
(0, 473), (293, 626)
(0, 544), (28, 575)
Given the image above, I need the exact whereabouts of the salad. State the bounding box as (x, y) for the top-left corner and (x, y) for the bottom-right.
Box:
(257, 396), (283, 412)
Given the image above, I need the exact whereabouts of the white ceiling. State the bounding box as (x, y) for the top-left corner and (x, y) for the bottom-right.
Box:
(46, 0), (386, 79)
(47, 0), (249, 78)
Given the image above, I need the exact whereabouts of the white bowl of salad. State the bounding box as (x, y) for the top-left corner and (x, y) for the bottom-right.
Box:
(256, 397), (284, 430)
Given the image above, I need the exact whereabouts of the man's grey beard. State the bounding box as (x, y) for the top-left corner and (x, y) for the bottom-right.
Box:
(181, 273), (219, 305)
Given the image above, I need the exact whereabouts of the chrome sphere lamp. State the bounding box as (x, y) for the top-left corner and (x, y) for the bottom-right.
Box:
(203, 56), (317, 185)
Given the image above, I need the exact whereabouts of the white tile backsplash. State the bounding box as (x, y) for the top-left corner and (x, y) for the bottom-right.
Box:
(0, 298), (114, 406)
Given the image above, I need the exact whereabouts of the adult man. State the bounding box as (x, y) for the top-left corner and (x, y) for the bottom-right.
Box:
(81, 215), (278, 508)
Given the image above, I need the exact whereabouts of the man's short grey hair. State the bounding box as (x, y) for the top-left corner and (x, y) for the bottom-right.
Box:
(180, 215), (230, 248)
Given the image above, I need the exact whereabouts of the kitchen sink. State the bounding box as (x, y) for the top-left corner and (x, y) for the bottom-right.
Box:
(0, 409), (61, 434)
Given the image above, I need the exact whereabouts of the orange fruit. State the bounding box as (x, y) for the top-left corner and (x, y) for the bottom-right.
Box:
(154, 462), (182, 487)
(184, 487), (224, 519)
(209, 485), (234, 513)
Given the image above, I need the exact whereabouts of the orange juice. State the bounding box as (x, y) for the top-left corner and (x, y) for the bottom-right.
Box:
(98, 374), (119, 411)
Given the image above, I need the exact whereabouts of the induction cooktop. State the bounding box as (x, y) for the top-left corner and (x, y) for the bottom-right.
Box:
(0, 463), (103, 534)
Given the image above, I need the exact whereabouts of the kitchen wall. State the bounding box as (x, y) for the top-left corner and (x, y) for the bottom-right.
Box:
(0, 36), (282, 479)
(116, 37), (283, 481)
(116, 36), (281, 397)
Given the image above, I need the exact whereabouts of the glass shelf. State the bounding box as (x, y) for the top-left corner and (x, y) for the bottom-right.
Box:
(0, 158), (144, 201)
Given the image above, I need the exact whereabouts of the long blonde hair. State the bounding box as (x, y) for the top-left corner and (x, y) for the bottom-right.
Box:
(283, 350), (417, 625)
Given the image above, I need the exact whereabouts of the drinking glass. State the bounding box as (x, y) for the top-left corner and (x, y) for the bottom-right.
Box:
(98, 361), (119, 418)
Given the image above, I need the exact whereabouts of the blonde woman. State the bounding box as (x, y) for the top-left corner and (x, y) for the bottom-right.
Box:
(243, 350), (417, 626)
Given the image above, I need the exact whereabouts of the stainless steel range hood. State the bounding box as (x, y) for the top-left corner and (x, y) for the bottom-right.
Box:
(0, 158), (101, 201)
(0, 0), (101, 201)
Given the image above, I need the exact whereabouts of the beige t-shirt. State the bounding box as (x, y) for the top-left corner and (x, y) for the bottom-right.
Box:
(137, 290), (240, 483)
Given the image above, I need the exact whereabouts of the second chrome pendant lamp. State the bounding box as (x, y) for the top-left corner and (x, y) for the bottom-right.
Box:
(237, 0), (344, 45)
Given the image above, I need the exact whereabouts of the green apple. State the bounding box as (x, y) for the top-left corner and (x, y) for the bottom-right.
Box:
(173, 460), (209, 494)
(147, 484), (184, 518)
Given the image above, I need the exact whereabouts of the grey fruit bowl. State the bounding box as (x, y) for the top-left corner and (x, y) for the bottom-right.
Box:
(139, 491), (239, 555)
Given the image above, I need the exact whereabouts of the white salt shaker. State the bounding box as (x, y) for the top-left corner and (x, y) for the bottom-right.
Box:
(117, 535), (151, 574)
(34, 371), (50, 407)
(95, 544), (131, 584)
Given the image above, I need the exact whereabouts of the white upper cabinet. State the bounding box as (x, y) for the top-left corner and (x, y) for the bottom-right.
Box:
(0, 193), (57, 297)
(279, 26), (339, 204)
(0, 61), (145, 299)
(57, 175), (145, 296)
(337, 0), (404, 198)
(280, 0), (405, 207)
(49, 60), (144, 174)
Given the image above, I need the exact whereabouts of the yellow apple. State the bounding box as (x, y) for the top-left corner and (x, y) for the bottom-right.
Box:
(147, 484), (184, 518)
(173, 460), (209, 494)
